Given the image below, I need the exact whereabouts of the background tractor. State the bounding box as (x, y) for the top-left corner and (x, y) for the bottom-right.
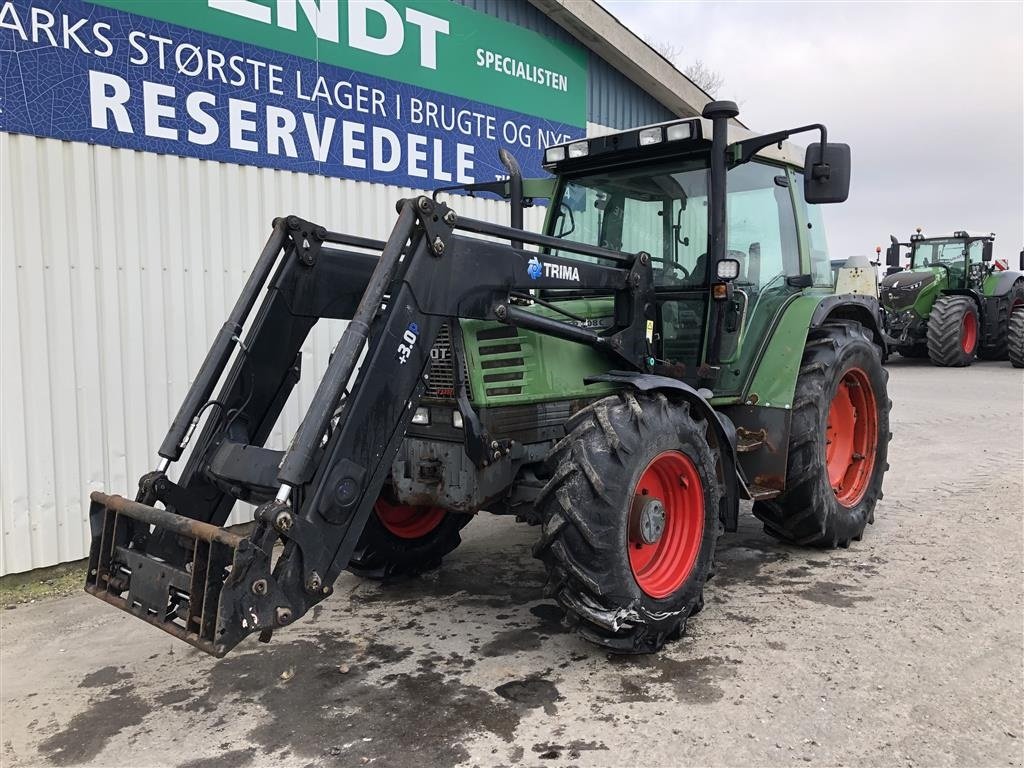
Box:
(880, 231), (1024, 365)
(84, 102), (892, 657)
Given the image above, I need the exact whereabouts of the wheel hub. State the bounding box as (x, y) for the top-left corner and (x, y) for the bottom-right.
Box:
(636, 498), (666, 544)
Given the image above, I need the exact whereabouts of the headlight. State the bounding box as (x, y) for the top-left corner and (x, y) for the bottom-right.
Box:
(567, 140), (589, 159)
(452, 411), (464, 429)
(411, 407), (430, 425)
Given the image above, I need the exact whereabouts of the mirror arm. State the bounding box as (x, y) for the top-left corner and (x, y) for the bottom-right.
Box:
(730, 123), (827, 167)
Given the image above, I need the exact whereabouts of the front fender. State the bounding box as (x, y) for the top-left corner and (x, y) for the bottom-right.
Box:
(585, 372), (740, 533)
(941, 288), (984, 313)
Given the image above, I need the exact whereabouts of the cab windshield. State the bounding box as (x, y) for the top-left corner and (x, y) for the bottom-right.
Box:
(911, 239), (979, 269)
(549, 157), (710, 287)
(549, 156), (800, 290)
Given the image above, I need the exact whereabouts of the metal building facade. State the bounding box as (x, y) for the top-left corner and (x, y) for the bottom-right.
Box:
(0, 0), (689, 574)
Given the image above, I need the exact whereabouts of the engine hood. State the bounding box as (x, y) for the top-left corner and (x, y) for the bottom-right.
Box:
(880, 269), (937, 310)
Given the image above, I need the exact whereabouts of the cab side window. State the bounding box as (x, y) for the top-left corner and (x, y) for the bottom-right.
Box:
(726, 162), (800, 292)
(791, 169), (832, 286)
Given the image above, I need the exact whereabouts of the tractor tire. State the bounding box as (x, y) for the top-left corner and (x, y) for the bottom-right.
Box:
(979, 280), (1024, 360)
(926, 295), (979, 366)
(1009, 307), (1024, 369)
(347, 492), (472, 581)
(753, 322), (890, 548)
(534, 391), (722, 654)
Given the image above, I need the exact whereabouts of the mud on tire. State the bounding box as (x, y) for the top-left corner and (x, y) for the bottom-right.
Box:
(347, 491), (471, 581)
(533, 391), (723, 654)
(926, 295), (979, 366)
(754, 321), (891, 548)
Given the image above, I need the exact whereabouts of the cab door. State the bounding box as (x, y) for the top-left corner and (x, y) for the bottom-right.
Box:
(711, 161), (802, 395)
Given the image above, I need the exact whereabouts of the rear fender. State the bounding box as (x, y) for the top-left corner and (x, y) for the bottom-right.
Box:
(984, 271), (1024, 297)
(746, 294), (882, 414)
(810, 294), (885, 347)
(585, 372), (740, 532)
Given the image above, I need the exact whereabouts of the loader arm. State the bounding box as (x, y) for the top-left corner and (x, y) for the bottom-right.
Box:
(86, 197), (654, 657)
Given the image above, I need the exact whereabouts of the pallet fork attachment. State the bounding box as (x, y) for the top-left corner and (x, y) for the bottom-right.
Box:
(85, 197), (655, 656)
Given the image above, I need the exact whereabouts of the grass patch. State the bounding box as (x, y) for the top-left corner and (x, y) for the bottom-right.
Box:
(0, 559), (87, 607)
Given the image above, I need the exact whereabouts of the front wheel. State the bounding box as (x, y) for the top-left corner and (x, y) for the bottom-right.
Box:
(754, 321), (891, 547)
(927, 295), (979, 366)
(347, 492), (471, 581)
(534, 391), (722, 654)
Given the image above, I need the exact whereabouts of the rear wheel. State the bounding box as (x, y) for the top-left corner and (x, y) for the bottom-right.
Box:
(347, 491), (471, 580)
(534, 391), (722, 654)
(1009, 307), (1024, 369)
(754, 322), (890, 547)
(927, 295), (979, 366)
(979, 280), (1024, 360)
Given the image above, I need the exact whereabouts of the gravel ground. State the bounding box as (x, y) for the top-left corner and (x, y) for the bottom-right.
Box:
(2, 360), (1021, 768)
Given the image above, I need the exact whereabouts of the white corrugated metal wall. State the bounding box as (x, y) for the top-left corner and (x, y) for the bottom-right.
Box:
(0, 132), (547, 575)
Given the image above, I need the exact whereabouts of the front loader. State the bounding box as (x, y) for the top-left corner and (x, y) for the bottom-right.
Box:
(86, 101), (891, 656)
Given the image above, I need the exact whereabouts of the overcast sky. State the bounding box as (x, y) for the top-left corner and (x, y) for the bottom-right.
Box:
(600, 0), (1023, 262)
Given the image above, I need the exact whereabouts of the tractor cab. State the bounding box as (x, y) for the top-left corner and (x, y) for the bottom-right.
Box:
(908, 231), (993, 288)
(537, 115), (849, 393)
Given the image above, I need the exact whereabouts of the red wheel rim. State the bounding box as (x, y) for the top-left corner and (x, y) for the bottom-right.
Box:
(825, 367), (878, 507)
(960, 311), (978, 353)
(375, 498), (446, 539)
(628, 451), (705, 599)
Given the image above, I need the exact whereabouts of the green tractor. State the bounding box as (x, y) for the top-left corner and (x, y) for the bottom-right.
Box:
(880, 231), (1024, 365)
(84, 102), (892, 657)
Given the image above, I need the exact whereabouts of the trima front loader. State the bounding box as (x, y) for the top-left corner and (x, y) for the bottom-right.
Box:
(86, 101), (891, 656)
(880, 230), (1024, 365)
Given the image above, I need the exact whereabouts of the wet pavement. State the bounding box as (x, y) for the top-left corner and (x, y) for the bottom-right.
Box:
(2, 360), (1022, 767)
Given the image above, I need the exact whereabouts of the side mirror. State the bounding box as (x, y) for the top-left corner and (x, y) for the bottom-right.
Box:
(885, 235), (901, 269)
(804, 142), (851, 204)
(1020, 249), (1023, 271)
(981, 241), (993, 262)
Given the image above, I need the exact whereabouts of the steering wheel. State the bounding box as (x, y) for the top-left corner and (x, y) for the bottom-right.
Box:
(651, 255), (692, 282)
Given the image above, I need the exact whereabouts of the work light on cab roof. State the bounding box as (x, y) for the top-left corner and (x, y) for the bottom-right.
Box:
(543, 118), (702, 169)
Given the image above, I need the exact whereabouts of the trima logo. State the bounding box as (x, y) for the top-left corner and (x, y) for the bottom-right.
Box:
(526, 256), (580, 282)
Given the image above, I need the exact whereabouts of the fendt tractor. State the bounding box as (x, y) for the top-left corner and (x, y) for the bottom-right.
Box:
(85, 101), (892, 656)
(880, 230), (1024, 366)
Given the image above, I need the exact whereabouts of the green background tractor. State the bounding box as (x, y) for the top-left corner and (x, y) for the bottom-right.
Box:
(85, 103), (893, 657)
(880, 231), (1024, 365)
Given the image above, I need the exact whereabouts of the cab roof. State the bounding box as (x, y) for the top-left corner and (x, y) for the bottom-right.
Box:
(542, 117), (805, 175)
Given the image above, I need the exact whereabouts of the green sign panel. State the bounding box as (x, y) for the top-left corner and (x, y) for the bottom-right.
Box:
(91, 0), (588, 127)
